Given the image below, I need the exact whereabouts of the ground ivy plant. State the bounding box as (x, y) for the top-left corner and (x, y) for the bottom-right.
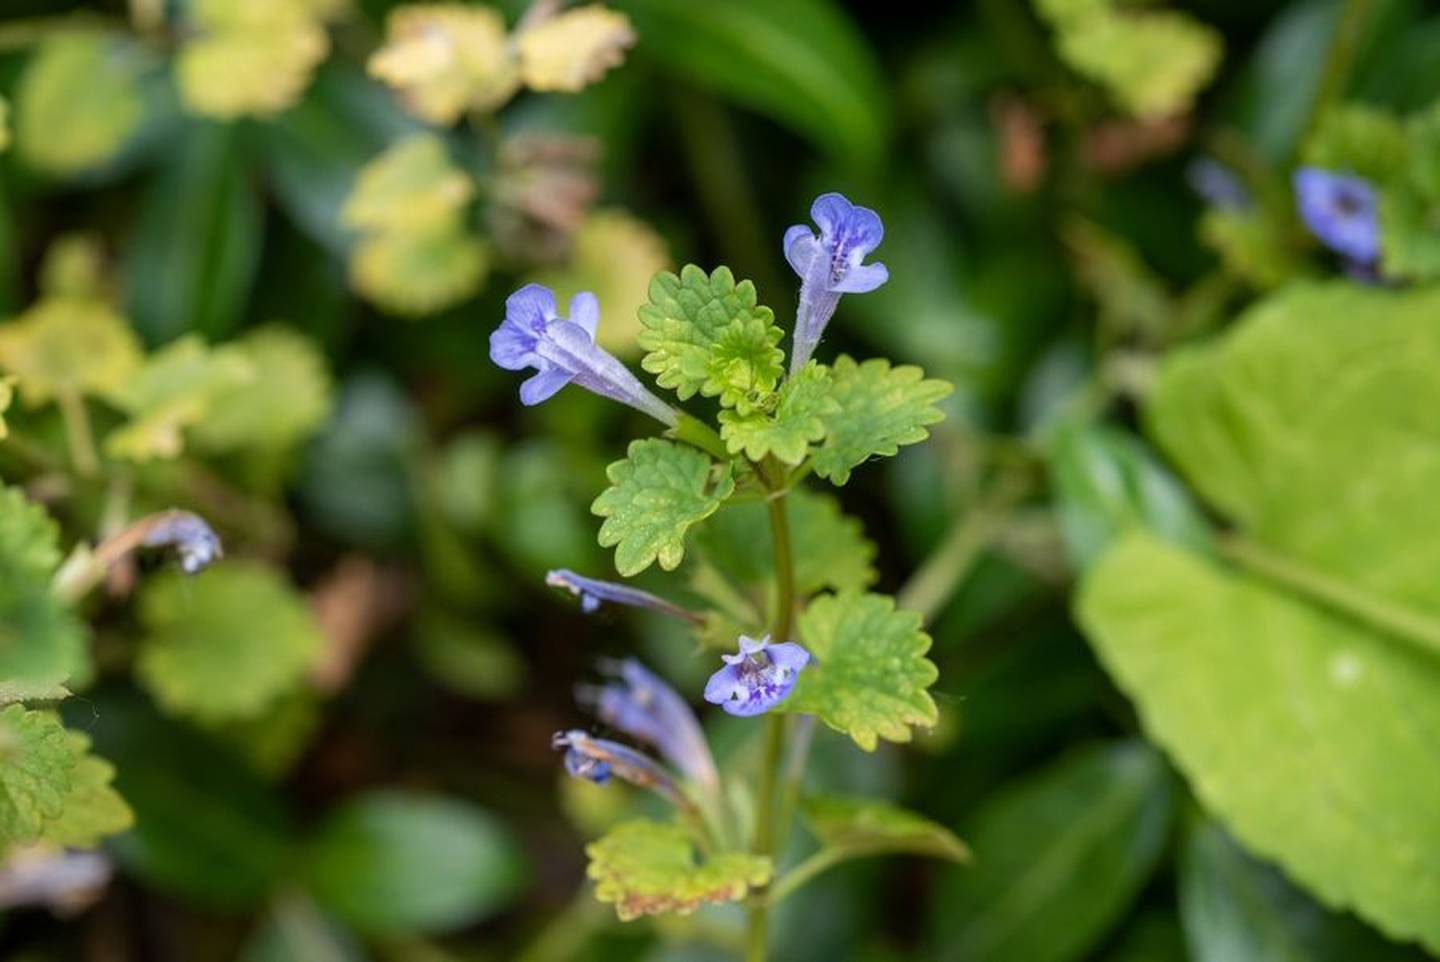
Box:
(490, 192), (966, 959)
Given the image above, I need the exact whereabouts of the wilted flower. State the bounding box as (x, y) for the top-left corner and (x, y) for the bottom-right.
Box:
(578, 658), (718, 791)
(783, 192), (888, 374)
(490, 283), (676, 424)
(489, 133), (600, 262)
(140, 510), (223, 574)
(551, 729), (686, 806)
(704, 634), (810, 717)
(1294, 168), (1380, 265)
(546, 568), (700, 622)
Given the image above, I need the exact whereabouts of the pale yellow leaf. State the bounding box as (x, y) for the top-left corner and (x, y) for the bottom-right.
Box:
(517, 5), (635, 94)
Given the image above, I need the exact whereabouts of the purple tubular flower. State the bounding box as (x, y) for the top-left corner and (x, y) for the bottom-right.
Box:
(704, 634), (810, 717)
(551, 729), (686, 806)
(1293, 168), (1381, 265)
(490, 284), (677, 425)
(579, 659), (719, 791)
(784, 192), (889, 374)
(545, 569), (702, 623)
(139, 510), (222, 574)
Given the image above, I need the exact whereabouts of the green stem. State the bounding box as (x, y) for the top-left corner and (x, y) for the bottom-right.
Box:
(766, 846), (856, 907)
(1300, 0), (1374, 152)
(895, 474), (1030, 624)
(746, 491), (796, 962)
(57, 389), (98, 478)
(1219, 535), (1440, 657)
(670, 411), (730, 461)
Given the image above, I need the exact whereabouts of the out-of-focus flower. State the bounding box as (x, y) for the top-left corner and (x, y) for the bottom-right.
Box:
(368, 4), (520, 123)
(489, 134), (601, 262)
(140, 510), (223, 574)
(546, 569), (700, 622)
(578, 659), (718, 791)
(552, 730), (686, 806)
(1294, 168), (1380, 265)
(1186, 158), (1250, 211)
(704, 634), (810, 717)
(490, 284), (676, 424)
(515, 4), (635, 93)
(783, 192), (888, 374)
(0, 847), (111, 915)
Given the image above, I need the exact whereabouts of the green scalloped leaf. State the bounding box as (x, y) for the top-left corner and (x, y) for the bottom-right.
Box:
(811, 355), (951, 485)
(801, 795), (969, 863)
(0, 486), (88, 702)
(105, 335), (255, 462)
(591, 439), (735, 576)
(136, 562), (324, 723)
(718, 361), (839, 464)
(16, 33), (146, 176)
(586, 819), (772, 921)
(784, 591), (938, 750)
(0, 298), (143, 407)
(39, 730), (133, 848)
(192, 325), (334, 452)
(0, 705), (81, 844)
(638, 265), (785, 414)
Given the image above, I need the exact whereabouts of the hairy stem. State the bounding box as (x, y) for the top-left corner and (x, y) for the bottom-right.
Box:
(746, 492), (796, 962)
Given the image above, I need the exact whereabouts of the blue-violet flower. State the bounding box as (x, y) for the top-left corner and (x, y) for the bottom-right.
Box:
(140, 510), (223, 574)
(783, 192), (888, 374)
(1293, 168), (1380, 265)
(551, 729), (686, 806)
(490, 284), (677, 425)
(704, 634), (810, 717)
(578, 658), (718, 791)
(546, 569), (701, 623)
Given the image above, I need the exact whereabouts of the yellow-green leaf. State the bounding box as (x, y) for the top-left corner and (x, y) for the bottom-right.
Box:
(136, 562), (324, 722)
(811, 355), (951, 485)
(16, 33), (146, 175)
(342, 134), (475, 235)
(105, 336), (255, 461)
(38, 731), (132, 848)
(592, 439), (734, 576)
(349, 224), (489, 318)
(586, 819), (772, 921)
(0, 705), (80, 844)
(784, 591), (938, 751)
(718, 361), (839, 464)
(0, 298), (142, 407)
(516, 5), (635, 93)
(177, 0), (330, 119)
(368, 4), (519, 123)
(638, 265), (785, 414)
(192, 325), (333, 452)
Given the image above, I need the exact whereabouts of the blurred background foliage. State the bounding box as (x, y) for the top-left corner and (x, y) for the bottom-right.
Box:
(0, 0), (1434, 959)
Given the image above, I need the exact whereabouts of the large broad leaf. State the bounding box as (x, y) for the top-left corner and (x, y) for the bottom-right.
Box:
(1181, 819), (1427, 962)
(303, 790), (525, 936)
(930, 741), (1174, 962)
(15, 33), (147, 176)
(800, 795), (968, 863)
(1078, 280), (1440, 953)
(611, 0), (888, 167)
(585, 818), (772, 921)
(1048, 421), (1210, 571)
(124, 120), (262, 343)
